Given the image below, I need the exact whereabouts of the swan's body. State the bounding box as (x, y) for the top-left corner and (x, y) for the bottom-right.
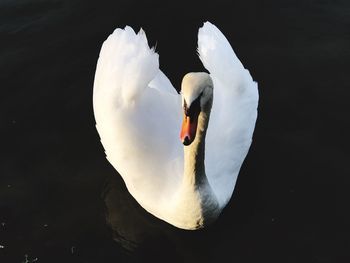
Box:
(93, 22), (258, 230)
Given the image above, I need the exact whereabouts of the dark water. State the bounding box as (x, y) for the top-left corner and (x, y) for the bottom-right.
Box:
(1, 0), (349, 262)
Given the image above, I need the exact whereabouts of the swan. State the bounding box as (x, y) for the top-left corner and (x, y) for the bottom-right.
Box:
(93, 22), (258, 230)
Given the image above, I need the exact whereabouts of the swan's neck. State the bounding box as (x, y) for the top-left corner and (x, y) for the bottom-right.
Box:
(183, 110), (210, 187)
(175, 104), (220, 229)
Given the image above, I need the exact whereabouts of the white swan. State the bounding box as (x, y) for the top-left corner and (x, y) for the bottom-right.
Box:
(93, 22), (258, 230)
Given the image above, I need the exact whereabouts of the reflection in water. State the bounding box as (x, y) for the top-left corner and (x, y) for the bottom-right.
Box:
(102, 173), (163, 251)
(102, 173), (223, 262)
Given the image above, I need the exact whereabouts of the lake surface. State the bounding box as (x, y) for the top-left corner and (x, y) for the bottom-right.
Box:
(0, 0), (348, 262)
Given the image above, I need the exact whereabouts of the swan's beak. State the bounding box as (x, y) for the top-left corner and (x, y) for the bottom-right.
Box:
(180, 114), (198, 146)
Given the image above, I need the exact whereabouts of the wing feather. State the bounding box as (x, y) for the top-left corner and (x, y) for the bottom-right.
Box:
(198, 22), (259, 206)
(93, 27), (182, 211)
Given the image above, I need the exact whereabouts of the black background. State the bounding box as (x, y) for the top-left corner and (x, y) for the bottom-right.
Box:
(0, 0), (349, 262)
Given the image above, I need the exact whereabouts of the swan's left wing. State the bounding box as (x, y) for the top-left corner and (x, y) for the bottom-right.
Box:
(197, 22), (259, 206)
(93, 27), (183, 211)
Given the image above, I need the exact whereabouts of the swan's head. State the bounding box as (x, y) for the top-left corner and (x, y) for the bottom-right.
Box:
(180, 72), (213, 146)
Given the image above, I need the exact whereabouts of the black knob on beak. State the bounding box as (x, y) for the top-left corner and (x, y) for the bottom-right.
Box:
(183, 136), (190, 146)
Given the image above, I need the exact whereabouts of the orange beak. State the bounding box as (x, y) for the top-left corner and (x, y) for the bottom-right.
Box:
(180, 114), (198, 146)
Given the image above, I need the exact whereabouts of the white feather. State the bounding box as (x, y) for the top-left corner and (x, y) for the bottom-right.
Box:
(198, 22), (259, 205)
(93, 22), (258, 229)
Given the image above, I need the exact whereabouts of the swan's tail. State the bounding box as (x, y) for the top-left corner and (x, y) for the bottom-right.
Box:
(93, 26), (159, 105)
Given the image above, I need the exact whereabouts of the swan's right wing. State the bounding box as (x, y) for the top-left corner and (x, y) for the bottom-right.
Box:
(198, 22), (259, 206)
(93, 27), (183, 212)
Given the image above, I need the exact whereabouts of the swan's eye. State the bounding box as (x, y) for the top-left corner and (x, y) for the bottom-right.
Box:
(184, 95), (201, 119)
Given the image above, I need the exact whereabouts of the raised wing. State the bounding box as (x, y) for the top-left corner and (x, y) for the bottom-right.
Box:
(198, 22), (259, 206)
(93, 27), (183, 211)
